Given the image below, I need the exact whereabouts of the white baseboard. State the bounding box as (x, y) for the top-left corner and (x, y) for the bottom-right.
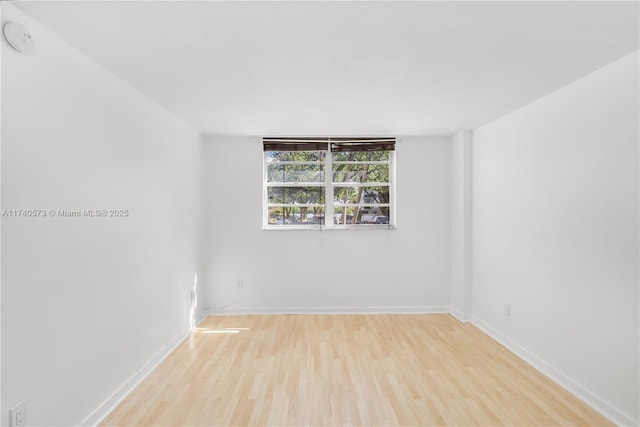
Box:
(472, 315), (638, 427)
(204, 306), (451, 316)
(450, 308), (472, 323)
(79, 313), (208, 427)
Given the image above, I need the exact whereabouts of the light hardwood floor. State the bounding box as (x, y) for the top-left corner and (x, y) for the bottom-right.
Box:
(101, 314), (612, 426)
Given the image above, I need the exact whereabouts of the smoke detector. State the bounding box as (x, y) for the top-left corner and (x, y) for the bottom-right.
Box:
(3, 21), (34, 54)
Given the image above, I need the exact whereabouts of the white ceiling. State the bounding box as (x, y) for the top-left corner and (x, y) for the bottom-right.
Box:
(14, 1), (640, 136)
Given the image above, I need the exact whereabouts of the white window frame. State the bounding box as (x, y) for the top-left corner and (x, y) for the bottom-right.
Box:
(263, 139), (397, 231)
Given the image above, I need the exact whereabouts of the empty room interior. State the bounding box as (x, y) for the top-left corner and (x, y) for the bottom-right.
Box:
(1, 1), (639, 426)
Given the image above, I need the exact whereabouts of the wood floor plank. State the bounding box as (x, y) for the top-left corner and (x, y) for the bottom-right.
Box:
(101, 314), (613, 426)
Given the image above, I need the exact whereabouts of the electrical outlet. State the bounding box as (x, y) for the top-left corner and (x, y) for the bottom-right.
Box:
(10, 400), (27, 427)
(503, 304), (511, 317)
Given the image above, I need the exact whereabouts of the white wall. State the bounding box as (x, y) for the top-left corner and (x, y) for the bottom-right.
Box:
(5, 2), (635, 424)
(451, 131), (473, 320)
(473, 51), (639, 424)
(202, 135), (451, 312)
(1, 4), (204, 425)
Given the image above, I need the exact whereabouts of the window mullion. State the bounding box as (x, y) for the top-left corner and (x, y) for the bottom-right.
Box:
(266, 182), (325, 187)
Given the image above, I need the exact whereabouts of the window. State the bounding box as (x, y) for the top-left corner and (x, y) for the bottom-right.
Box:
(263, 137), (395, 230)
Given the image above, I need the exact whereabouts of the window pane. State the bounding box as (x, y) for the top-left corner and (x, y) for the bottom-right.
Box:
(266, 151), (325, 162)
(333, 187), (389, 204)
(332, 164), (389, 183)
(267, 164), (324, 182)
(333, 207), (355, 225)
(268, 186), (325, 204)
(358, 206), (390, 224)
(332, 151), (390, 162)
(268, 206), (325, 225)
(334, 206), (390, 225)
